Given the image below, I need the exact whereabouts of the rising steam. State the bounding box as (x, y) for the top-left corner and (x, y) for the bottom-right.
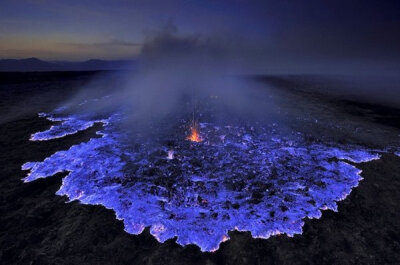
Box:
(60, 25), (279, 136)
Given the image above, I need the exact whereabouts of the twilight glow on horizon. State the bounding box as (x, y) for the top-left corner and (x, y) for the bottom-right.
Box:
(0, 0), (399, 74)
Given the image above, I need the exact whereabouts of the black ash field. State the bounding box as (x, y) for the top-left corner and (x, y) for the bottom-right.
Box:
(1, 72), (400, 265)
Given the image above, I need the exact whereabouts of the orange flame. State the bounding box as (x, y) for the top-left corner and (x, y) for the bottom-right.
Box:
(187, 124), (203, 142)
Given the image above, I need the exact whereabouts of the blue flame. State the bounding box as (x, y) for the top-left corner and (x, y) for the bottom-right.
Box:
(22, 109), (382, 252)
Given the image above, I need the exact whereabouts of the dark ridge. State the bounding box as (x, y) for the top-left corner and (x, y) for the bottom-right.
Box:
(0, 71), (106, 85)
(0, 58), (136, 72)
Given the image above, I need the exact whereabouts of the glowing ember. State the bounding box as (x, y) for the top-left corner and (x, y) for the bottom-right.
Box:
(187, 123), (203, 142)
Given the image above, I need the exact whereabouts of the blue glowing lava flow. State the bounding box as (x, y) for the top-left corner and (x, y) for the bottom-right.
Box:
(22, 108), (381, 252)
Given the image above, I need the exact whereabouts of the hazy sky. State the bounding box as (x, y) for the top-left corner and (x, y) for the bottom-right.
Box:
(0, 0), (399, 73)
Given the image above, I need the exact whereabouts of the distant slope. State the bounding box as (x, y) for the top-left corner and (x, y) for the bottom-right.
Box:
(0, 58), (135, 72)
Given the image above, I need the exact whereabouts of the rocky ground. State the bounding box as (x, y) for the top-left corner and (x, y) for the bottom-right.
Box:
(0, 72), (399, 264)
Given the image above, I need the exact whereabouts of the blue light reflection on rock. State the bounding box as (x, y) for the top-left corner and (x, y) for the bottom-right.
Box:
(22, 111), (380, 252)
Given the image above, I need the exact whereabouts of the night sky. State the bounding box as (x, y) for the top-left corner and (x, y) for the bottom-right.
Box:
(1, 0), (399, 73)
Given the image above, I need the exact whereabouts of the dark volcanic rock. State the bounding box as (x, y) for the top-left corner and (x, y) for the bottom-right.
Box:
(1, 73), (400, 264)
